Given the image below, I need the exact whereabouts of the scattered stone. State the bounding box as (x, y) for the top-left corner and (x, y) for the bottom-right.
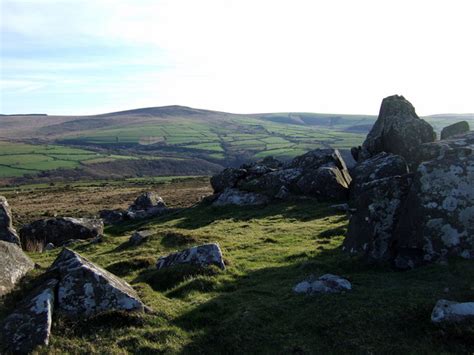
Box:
(0, 196), (20, 245)
(156, 243), (226, 270)
(129, 230), (152, 246)
(0, 279), (57, 353)
(441, 121), (470, 140)
(43, 243), (55, 251)
(213, 188), (269, 206)
(99, 209), (125, 225)
(129, 192), (166, 211)
(431, 299), (474, 323)
(293, 274), (351, 295)
(0, 241), (35, 297)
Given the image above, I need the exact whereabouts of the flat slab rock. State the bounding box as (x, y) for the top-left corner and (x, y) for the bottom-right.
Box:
(431, 299), (474, 323)
(0, 240), (34, 297)
(50, 248), (146, 317)
(157, 243), (226, 270)
(0, 279), (57, 354)
(293, 274), (351, 295)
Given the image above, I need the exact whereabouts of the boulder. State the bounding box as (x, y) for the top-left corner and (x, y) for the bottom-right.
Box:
(0, 196), (20, 245)
(0, 279), (57, 353)
(20, 217), (104, 251)
(293, 274), (351, 295)
(296, 166), (350, 201)
(431, 299), (474, 323)
(237, 168), (302, 197)
(50, 248), (146, 317)
(441, 121), (470, 140)
(357, 95), (436, 166)
(99, 209), (125, 225)
(129, 192), (166, 211)
(0, 241), (34, 297)
(212, 188), (269, 206)
(156, 243), (225, 270)
(210, 168), (248, 193)
(129, 230), (152, 246)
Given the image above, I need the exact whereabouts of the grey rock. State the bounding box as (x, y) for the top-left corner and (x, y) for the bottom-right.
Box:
(213, 188), (269, 206)
(441, 121), (470, 140)
(237, 168), (302, 197)
(431, 299), (474, 323)
(297, 165), (351, 201)
(0, 241), (34, 297)
(50, 248), (146, 317)
(156, 243), (225, 270)
(129, 230), (152, 246)
(129, 192), (166, 211)
(293, 274), (351, 295)
(210, 168), (248, 193)
(99, 209), (125, 225)
(0, 279), (57, 353)
(330, 203), (350, 212)
(0, 196), (20, 245)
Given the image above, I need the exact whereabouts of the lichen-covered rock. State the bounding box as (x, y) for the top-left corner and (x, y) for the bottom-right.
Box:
(349, 152), (409, 199)
(213, 188), (269, 206)
(293, 274), (351, 295)
(0, 196), (20, 245)
(20, 217), (104, 251)
(237, 168), (302, 197)
(129, 192), (166, 211)
(431, 299), (474, 323)
(0, 279), (57, 353)
(210, 168), (248, 193)
(50, 248), (146, 317)
(297, 166), (351, 201)
(357, 95), (436, 166)
(441, 121), (470, 140)
(0, 241), (34, 297)
(156, 243), (225, 270)
(343, 174), (413, 262)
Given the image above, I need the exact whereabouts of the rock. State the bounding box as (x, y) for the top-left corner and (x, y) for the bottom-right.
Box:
(296, 165), (351, 201)
(431, 299), (474, 323)
(156, 243), (225, 270)
(357, 95), (436, 166)
(210, 168), (248, 193)
(349, 152), (409, 199)
(43, 243), (55, 251)
(50, 248), (146, 317)
(237, 168), (302, 197)
(330, 203), (350, 212)
(212, 188), (269, 206)
(441, 121), (470, 140)
(351, 146), (361, 161)
(242, 156), (283, 170)
(343, 174), (413, 262)
(129, 230), (152, 246)
(0, 241), (34, 297)
(275, 185), (291, 200)
(99, 209), (125, 225)
(0, 196), (20, 245)
(0, 279), (57, 353)
(293, 274), (351, 295)
(20, 217), (104, 251)
(129, 192), (166, 211)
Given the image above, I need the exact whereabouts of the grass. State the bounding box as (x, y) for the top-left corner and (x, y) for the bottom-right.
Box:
(3, 194), (474, 353)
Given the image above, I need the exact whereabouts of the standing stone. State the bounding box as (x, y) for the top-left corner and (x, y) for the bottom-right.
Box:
(156, 243), (226, 270)
(0, 241), (34, 297)
(0, 196), (20, 245)
(440, 121), (470, 140)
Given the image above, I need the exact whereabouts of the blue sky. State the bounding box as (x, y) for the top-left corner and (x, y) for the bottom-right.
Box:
(1, 0), (473, 115)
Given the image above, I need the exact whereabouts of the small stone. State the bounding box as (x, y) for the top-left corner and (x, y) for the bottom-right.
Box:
(43, 243), (55, 251)
(293, 274), (351, 295)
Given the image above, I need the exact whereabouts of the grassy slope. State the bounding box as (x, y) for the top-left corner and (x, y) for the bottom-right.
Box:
(3, 199), (474, 354)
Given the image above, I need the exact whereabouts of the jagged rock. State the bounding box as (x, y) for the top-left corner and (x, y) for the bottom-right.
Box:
(20, 217), (104, 251)
(441, 121), (470, 140)
(431, 300), (474, 323)
(129, 230), (152, 246)
(0, 279), (57, 353)
(129, 192), (166, 211)
(210, 168), (248, 193)
(357, 95), (436, 166)
(99, 209), (125, 225)
(343, 174), (413, 262)
(237, 168), (302, 197)
(0, 196), (20, 245)
(213, 188), (269, 206)
(349, 152), (409, 199)
(156, 243), (225, 270)
(50, 248), (146, 317)
(293, 274), (351, 295)
(0, 241), (34, 297)
(297, 165), (351, 201)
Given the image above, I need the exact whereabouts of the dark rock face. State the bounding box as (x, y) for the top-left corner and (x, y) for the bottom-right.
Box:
(0, 196), (20, 245)
(20, 217), (104, 251)
(297, 166), (350, 201)
(440, 121), (470, 140)
(213, 188), (269, 206)
(0, 241), (34, 297)
(357, 95), (436, 166)
(210, 168), (248, 193)
(129, 192), (166, 211)
(156, 243), (225, 270)
(0, 279), (57, 353)
(99, 209), (125, 225)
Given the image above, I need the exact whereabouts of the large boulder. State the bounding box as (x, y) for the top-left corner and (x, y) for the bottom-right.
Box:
(129, 192), (166, 211)
(212, 188), (269, 206)
(20, 217), (104, 251)
(210, 168), (248, 193)
(357, 95), (436, 166)
(156, 243), (226, 270)
(440, 121), (470, 140)
(0, 279), (57, 353)
(431, 299), (474, 323)
(0, 196), (20, 245)
(0, 241), (34, 297)
(50, 248), (146, 317)
(237, 168), (303, 197)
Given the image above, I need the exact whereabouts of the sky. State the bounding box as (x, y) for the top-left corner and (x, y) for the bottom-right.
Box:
(1, 0), (473, 116)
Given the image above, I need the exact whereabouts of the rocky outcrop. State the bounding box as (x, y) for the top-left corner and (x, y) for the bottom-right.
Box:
(210, 168), (248, 193)
(293, 274), (351, 295)
(156, 243), (226, 270)
(0, 241), (34, 297)
(440, 121), (470, 140)
(431, 300), (474, 323)
(356, 95), (435, 166)
(99, 209), (125, 225)
(20, 217), (104, 251)
(0, 279), (57, 354)
(213, 188), (269, 206)
(0, 196), (20, 245)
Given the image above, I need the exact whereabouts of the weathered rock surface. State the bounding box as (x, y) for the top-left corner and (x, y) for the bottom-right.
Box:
(440, 121), (470, 140)
(293, 274), (351, 295)
(357, 95), (435, 166)
(156, 243), (226, 270)
(213, 188), (269, 206)
(99, 209), (125, 225)
(129, 192), (166, 211)
(431, 299), (474, 323)
(296, 165), (350, 201)
(0, 196), (20, 245)
(50, 248), (146, 317)
(20, 217), (104, 251)
(129, 230), (152, 246)
(210, 168), (248, 193)
(0, 241), (35, 297)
